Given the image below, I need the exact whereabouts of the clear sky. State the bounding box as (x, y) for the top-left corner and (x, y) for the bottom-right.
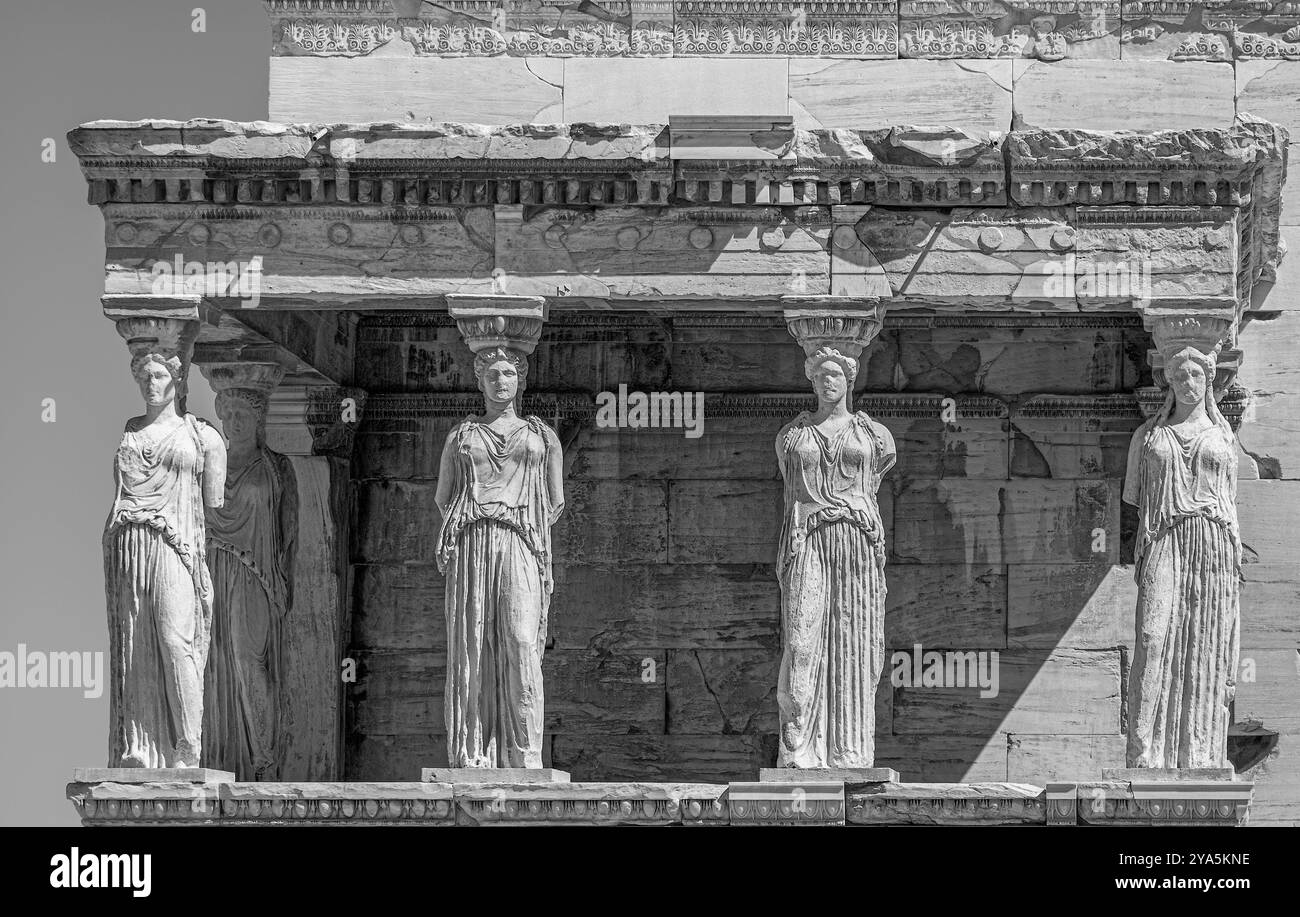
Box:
(0, 0), (271, 826)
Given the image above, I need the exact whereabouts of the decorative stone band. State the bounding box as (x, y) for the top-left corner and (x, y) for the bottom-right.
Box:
(1134, 384), (1250, 428)
(729, 781), (847, 826)
(360, 389), (1259, 428)
(849, 782), (1049, 826)
(66, 776), (1256, 825)
(359, 392), (1013, 429)
(1068, 780), (1255, 827)
(66, 120), (1285, 217)
(261, 0), (1298, 62)
(66, 779), (728, 827)
(446, 294), (548, 355)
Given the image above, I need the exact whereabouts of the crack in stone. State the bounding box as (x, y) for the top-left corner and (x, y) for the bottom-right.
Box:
(524, 58), (563, 91)
(691, 651), (733, 733)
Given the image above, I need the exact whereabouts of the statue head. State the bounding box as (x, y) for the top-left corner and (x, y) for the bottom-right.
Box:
(131, 351), (184, 409)
(804, 346), (858, 406)
(215, 388), (268, 448)
(473, 345), (528, 408)
(1166, 346), (1215, 409)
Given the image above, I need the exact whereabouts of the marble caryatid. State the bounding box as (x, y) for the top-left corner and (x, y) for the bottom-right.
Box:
(1123, 316), (1241, 770)
(776, 302), (895, 768)
(436, 298), (564, 769)
(201, 363), (298, 781)
(103, 318), (227, 769)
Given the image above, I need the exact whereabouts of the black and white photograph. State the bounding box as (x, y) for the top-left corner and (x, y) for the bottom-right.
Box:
(0, 0), (1295, 896)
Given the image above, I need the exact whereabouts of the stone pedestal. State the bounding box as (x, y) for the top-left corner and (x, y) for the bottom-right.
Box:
(1101, 768), (1237, 781)
(71, 768), (233, 784)
(728, 781), (846, 826)
(65, 775), (1259, 826)
(759, 767), (898, 784)
(849, 783), (1047, 826)
(421, 768), (570, 784)
(1054, 775), (1254, 826)
(67, 768), (235, 826)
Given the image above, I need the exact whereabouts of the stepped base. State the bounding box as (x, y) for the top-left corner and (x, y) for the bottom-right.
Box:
(64, 770), (1255, 827)
(420, 768), (569, 784)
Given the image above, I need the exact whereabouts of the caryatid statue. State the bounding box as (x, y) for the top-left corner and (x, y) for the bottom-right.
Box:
(103, 315), (227, 768)
(200, 362), (298, 781)
(776, 300), (895, 768)
(435, 296), (564, 769)
(1124, 315), (1241, 769)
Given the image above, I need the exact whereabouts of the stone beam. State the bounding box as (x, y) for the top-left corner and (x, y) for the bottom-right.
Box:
(68, 118), (1287, 317)
(106, 294), (356, 386)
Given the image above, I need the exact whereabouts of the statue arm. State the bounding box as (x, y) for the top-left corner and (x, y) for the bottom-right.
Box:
(277, 454), (299, 609)
(433, 424), (460, 518)
(873, 420), (898, 479)
(198, 421), (227, 509)
(543, 423), (566, 525)
(1122, 418), (1153, 506)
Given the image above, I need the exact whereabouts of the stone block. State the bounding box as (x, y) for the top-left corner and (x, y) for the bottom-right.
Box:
(1075, 779), (1253, 825)
(1007, 563), (1136, 649)
(890, 648), (1123, 735)
(454, 783), (728, 826)
(790, 59), (1013, 132)
(873, 734), (1011, 781)
(69, 768), (233, 784)
(1237, 61), (1300, 227)
(1011, 396), (1143, 479)
(886, 565), (1007, 649)
(349, 650), (667, 735)
(1012, 60), (1236, 130)
(1235, 648), (1300, 734)
(1237, 481), (1300, 565)
(269, 57), (564, 123)
(550, 563), (781, 652)
(666, 649), (780, 734)
(667, 479), (784, 563)
(216, 782), (456, 825)
(563, 57), (789, 122)
(1237, 311), (1300, 479)
(1240, 564), (1300, 650)
(421, 768), (570, 783)
(758, 767), (898, 783)
(1008, 733), (1127, 781)
(728, 781), (845, 825)
(550, 734), (777, 783)
(848, 782), (1047, 825)
(494, 205), (831, 302)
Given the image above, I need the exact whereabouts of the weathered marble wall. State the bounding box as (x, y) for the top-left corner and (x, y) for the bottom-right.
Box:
(259, 0), (1300, 823)
(345, 311), (1152, 786)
